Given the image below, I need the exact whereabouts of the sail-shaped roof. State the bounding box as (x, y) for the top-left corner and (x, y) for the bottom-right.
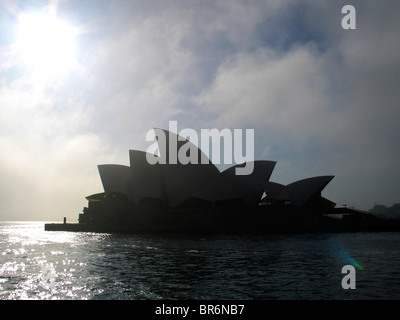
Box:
(153, 128), (220, 207)
(262, 181), (285, 200)
(97, 164), (131, 197)
(129, 150), (164, 205)
(220, 161), (277, 205)
(94, 128), (334, 210)
(192, 174), (242, 202)
(276, 176), (334, 207)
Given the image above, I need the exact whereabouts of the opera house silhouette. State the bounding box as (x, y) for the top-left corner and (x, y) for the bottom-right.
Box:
(46, 128), (397, 233)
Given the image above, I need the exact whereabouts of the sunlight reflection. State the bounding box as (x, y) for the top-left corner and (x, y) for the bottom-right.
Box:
(2, 222), (78, 245)
(0, 222), (109, 299)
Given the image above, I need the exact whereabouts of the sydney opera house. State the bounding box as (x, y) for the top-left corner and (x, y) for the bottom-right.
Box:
(46, 128), (392, 233)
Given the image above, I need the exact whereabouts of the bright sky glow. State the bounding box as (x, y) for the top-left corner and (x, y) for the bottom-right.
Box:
(15, 12), (77, 78)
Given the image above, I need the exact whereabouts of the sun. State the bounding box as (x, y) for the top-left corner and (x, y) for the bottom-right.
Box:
(15, 11), (78, 78)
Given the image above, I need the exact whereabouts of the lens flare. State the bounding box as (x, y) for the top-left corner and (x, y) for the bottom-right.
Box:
(344, 253), (364, 270)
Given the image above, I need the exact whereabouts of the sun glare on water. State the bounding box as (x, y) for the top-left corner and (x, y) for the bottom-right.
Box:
(15, 11), (78, 78)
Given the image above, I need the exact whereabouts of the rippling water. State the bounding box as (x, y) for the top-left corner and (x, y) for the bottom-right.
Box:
(1, 221), (400, 300)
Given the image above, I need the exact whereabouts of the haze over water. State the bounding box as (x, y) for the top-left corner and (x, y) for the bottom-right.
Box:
(1, 221), (400, 300)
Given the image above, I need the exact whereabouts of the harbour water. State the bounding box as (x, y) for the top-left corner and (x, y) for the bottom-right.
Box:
(1, 221), (400, 300)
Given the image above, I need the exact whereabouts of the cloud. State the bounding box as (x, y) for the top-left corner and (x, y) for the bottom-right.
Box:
(0, 72), (109, 220)
(1, 0), (399, 220)
(0, 132), (105, 221)
(195, 45), (331, 135)
(193, 44), (340, 189)
(192, 1), (400, 209)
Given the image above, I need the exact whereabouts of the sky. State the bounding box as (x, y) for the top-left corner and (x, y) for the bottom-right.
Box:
(0, 0), (399, 221)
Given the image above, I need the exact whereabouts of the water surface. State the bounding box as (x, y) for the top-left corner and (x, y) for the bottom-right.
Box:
(1, 221), (399, 300)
